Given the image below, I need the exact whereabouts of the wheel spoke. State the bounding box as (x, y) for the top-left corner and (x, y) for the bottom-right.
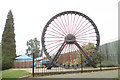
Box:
(75, 21), (90, 35)
(54, 21), (66, 35)
(72, 16), (81, 34)
(46, 43), (63, 50)
(80, 28), (95, 35)
(70, 14), (72, 34)
(74, 45), (85, 63)
(47, 29), (64, 37)
(45, 40), (63, 42)
(49, 26), (65, 36)
(74, 19), (87, 35)
(78, 25), (92, 34)
(51, 23), (66, 36)
(75, 42), (97, 67)
(60, 16), (68, 34)
(57, 17), (67, 35)
(71, 14), (76, 34)
(45, 40), (63, 46)
(48, 41), (66, 67)
(76, 32), (96, 37)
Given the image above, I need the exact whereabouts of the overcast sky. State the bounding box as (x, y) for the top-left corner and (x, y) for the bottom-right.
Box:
(0, 0), (118, 55)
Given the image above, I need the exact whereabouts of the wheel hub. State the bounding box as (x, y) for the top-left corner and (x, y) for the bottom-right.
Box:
(65, 34), (76, 44)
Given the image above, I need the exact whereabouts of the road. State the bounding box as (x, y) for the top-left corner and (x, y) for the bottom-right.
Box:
(39, 70), (118, 78)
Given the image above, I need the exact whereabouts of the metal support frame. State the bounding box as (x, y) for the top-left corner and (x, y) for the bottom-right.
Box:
(80, 54), (83, 73)
(32, 53), (34, 77)
(75, 42), (97, 68)
(47, 41), (66, 69)
(47, 34), (97, 69)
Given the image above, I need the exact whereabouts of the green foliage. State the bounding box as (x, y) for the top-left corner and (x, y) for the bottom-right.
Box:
(83, 43), (103, 66)
(26, 38), (41, 58)
(82, 42), (95, 56)
(92, 51), (103, 64)
(0, 43), (1, 49)
(2, 10), (16, 70)
(65, 42), (97, 66)
(40, 49), (43, 57)
(116, 75), (120, 80)
(0, 43), (2, 71)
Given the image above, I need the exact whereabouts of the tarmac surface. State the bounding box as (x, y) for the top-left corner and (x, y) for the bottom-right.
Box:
(14, 67), (120, 79)
(39, 70), (118, 78)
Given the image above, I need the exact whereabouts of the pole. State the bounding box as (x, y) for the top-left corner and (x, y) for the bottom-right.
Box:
(100, 54), (102, 71)
(80, 54), (83, 73)
(33, 53), (34, 77)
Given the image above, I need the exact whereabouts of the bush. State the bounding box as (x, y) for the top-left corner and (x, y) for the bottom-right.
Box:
(92, 51), (103, 64)
(87, 51), (103, 66)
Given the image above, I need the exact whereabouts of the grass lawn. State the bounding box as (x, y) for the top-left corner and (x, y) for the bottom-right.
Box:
(117, 75), (120, 80)
(1, 69), (30, 80)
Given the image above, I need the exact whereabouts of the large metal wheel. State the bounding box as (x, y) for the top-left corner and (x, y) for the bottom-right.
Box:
(42, 11), (100, 69)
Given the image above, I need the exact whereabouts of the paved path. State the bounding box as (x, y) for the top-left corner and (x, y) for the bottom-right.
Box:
(39, 70), (118, 78)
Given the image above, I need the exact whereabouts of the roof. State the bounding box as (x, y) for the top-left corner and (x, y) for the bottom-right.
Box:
(15, 54), (33, 60)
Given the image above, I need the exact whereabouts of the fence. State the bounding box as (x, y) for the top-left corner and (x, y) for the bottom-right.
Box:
(12, 40), (119, 77)
(13, 61), (33, 68)
(100, 40), (119, 66)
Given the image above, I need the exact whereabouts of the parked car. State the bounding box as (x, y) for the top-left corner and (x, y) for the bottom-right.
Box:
(42, 59), (50, 67)
(42, 59), (58, 68)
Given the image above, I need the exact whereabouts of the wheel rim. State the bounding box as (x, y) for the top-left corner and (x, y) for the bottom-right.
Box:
(42, 11), (100, 69)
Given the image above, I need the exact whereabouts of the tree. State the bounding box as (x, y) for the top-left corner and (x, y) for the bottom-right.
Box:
(40, 49), (43, 57)
(2, 10), (16, 70)
(26, 38), (41, 58)
(0, 43), (1, 52)
(0, 43), (2, 70)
